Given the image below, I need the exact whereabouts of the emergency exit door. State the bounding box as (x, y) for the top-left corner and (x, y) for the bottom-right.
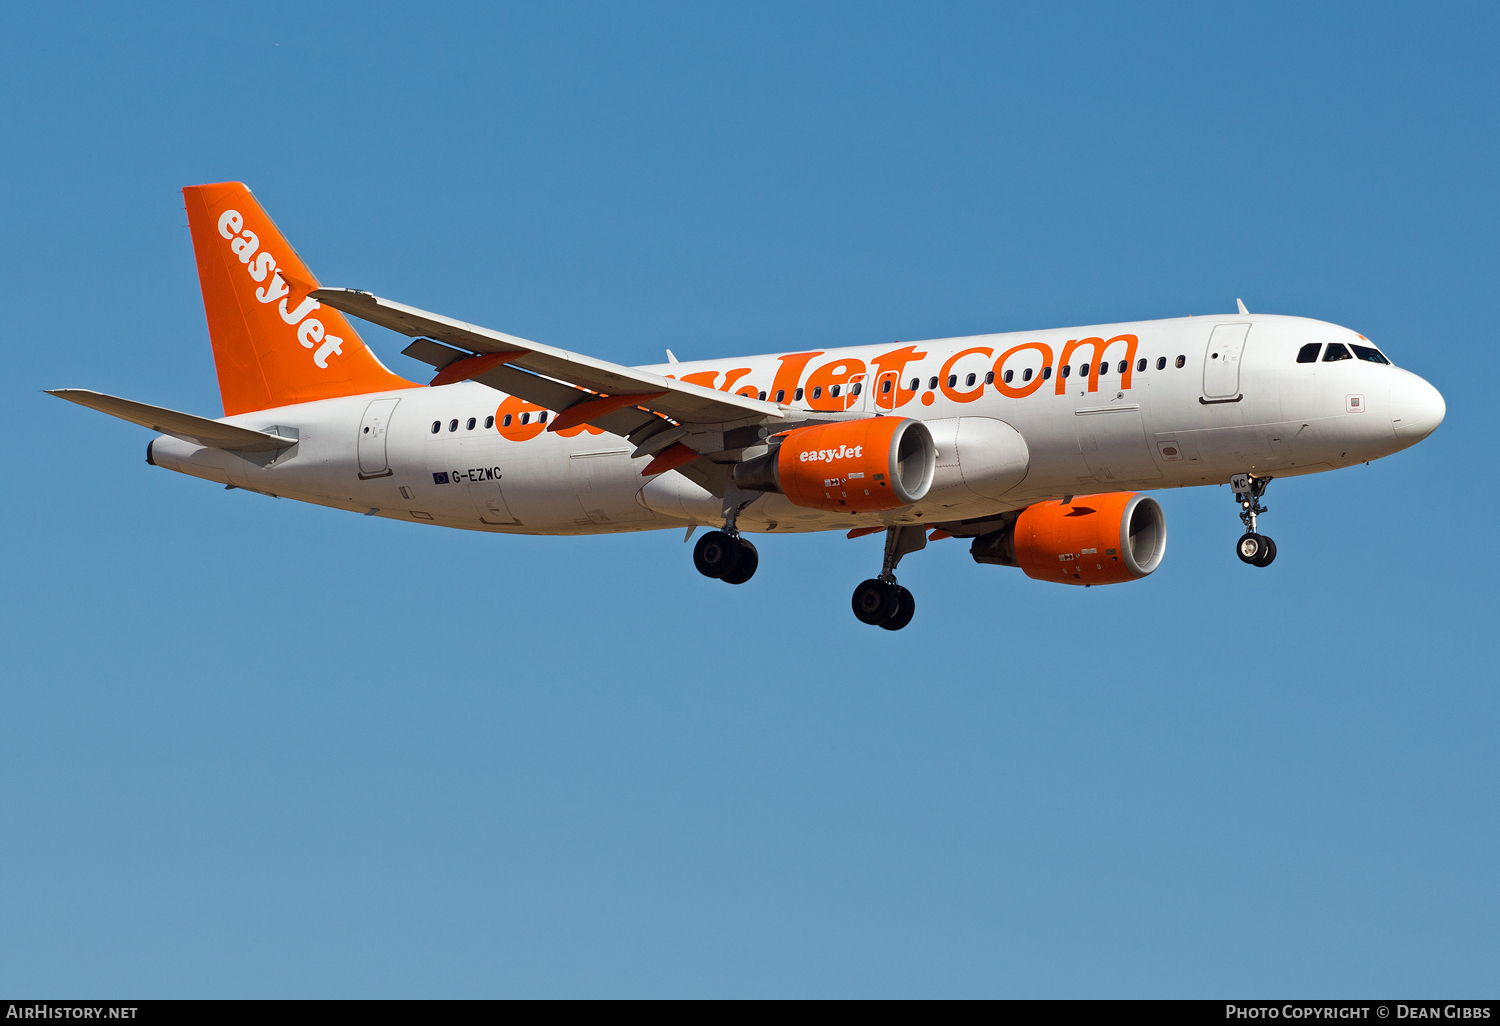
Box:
(1203, 323), (1251, 400)
(357, 398), (401, 478)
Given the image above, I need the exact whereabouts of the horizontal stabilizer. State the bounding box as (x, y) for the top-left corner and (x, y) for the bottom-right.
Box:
(46, 389), (297, 452)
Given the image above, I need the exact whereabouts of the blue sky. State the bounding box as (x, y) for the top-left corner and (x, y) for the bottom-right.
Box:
(2, 2), (1495, 997)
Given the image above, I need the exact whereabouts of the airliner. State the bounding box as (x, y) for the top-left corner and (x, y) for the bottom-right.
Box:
(51, 182), (1446, 629)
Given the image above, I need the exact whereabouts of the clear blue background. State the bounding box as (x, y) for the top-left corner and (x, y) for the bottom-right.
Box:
(2, 1), (1494, 998)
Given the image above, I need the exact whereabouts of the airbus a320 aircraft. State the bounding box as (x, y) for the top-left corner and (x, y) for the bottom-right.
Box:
(52, 183), (1446, 629)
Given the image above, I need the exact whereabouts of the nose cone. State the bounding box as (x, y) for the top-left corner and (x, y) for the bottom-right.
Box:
(1390, 370), (1445, 445)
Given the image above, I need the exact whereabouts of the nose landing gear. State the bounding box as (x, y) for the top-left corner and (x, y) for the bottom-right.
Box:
(1231, 473), (1277, 567)
(852, 525), (925, 630)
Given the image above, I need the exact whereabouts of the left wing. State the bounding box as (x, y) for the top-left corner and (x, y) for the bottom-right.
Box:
(312, 289), (797, 452)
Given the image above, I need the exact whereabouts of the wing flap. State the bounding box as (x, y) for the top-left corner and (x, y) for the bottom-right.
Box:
(47, 389), (297, 452)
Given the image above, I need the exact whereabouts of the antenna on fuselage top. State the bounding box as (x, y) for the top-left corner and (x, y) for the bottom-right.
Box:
(1237, 298), (1249, 315)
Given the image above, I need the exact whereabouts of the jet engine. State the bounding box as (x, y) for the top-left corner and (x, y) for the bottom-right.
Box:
(971, 492), (1166, 585)
(733, 417), (936, 513)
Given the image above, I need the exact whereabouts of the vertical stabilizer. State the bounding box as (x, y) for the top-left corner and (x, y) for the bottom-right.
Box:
(183, 182), (416, 416)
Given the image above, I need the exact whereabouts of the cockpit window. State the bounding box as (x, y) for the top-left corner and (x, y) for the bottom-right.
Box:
(1296, 343), (1321, 363)
(1351, 344), (1390, 365)
(1322, 343), (1353, 362)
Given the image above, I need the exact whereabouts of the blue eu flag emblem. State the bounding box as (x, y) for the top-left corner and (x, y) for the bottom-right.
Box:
(432, 472), (449, 484)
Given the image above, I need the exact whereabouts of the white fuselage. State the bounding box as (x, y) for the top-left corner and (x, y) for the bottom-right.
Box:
(146, 313), (1445, 536)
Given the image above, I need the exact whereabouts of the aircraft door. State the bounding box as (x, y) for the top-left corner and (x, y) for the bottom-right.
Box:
(570, 450), (655, 525)
(453, 436), (520, 525)
(467, 479), (519, 525)
(1076, 406), (1164, 484)
(1203, 323), (1251, 400)
(358, 397), (401, 478)
(873, 370), (901, 410)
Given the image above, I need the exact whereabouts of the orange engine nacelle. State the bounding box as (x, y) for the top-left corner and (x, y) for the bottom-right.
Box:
(971, 492), (1167, 585)
(732, 417), (936, 513)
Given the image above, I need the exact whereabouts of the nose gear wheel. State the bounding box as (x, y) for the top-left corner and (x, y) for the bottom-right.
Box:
(1231, 473), (1277, 568)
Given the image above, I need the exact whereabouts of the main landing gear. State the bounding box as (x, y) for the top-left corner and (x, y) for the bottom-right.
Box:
(693, 530), (758, 585)
(692, 481), (760, 585)
(1231, 473), (1277, 567)
(852, 525), (926, 631)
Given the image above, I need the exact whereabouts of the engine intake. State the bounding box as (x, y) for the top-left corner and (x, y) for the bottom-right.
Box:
(733, 417), (936, 513)
(971, 492), (1166, 585)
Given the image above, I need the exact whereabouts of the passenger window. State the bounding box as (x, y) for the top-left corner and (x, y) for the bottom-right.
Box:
(758, 390), (767, 400)
(830, 384), (841, 398)
(775, 389), (786, 403)
(538, 411), (548, 423)
(795, 388), (804, 401)
(484, 416), (494, 429)
(1175, 355), (1185, 368)
(812, 386), (823, 399)
(964, 373), (976, 387)
(448, 419), (459, 432)
(1323, 343), (1353, 362)
(1118, 360), (1128, 374)
(1021, 368), (1031, 382)
(1296, 343), (1321, 363)
(431, 420), (440, 434)
(1061, 365), (1071, 379)
(1136, 358), (1146, 372)
(909, 378), (920, 392)
(519, 413), (529, 425)
(881, 379), (892, 394)
(928, 376), (939, 390)
(1043, 366), (1053, 379)
(466, 417), (476, 430)
(502, 414), (513, 427)
(1156, 357), (1166, 370)
(851, 382), (861, 396)
(984, 371), (994, 384)
(1004, 369), (1015, 383)
(1351, 344), (1390, 365)
(1098, 362), (1108, 376)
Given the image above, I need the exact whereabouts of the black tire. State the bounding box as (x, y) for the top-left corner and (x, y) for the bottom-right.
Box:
(720, 539), (759, 584)
(852, 578), (898, 625)
(693, 531), (742, 579)
(1252, 535), (1277, 567)
(1236, 533), (1266, 565)
(879, 586), (916, 631)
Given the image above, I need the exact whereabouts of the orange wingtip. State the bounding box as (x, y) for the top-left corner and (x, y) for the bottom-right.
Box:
(429, 351), (521, 386)
(549, 390), (666, 433)
(641, 442), (700, 477)
(279, 268), (318, 302)
(846, 526), (884, 539)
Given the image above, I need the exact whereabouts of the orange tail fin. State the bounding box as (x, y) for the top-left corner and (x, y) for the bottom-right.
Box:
(183, 182), (417, 416)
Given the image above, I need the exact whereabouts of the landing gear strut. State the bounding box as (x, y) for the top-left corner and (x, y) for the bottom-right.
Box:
(1231, 473), (1277, 567)
(852, 525), (925, 630)
(693, 481), (761, 585)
